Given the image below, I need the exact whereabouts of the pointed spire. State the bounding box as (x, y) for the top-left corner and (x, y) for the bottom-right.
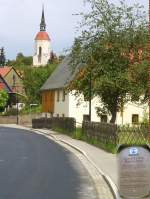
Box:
(40, 5), (46, 31)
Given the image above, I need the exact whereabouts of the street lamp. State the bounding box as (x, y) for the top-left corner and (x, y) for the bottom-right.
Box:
(13, 74), (19, 125)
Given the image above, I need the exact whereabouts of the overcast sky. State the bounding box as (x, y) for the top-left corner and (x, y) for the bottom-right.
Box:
(0, 0), (148, 60)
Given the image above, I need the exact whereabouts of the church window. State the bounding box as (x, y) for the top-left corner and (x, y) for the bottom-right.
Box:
(38, 47), (42, 63)
(39, 47), (42, 55)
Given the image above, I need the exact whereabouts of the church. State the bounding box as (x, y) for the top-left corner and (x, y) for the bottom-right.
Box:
(33, 7), (52, 67)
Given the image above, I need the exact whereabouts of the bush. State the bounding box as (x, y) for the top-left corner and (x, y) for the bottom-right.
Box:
(4, 108), (18, 116)
(20, 105), (41, 115)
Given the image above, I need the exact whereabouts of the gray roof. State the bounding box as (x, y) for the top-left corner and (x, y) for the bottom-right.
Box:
(41, 56), (75, 91)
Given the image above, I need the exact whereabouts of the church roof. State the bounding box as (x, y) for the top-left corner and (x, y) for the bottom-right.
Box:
(35, 31), (50, 41)
(41, 56), (83, 91)
(41, 56), (73, 90)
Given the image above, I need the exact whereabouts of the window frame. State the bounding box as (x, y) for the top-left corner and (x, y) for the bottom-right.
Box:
(132, 114), (139, 124)
(100, 115), (108, 123)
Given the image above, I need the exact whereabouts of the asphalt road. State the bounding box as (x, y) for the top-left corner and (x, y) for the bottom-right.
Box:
(0, 127), (97, 199)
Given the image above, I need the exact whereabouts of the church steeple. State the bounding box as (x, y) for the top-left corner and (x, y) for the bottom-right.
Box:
(33, 6), (52, 66)
(40, 6), (46, 31)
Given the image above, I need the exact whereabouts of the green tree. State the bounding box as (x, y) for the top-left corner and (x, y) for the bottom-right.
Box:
(7, 52), (59, 105)
(0, 90), (9, 112)
(0, 47), (6, 67)
(23, 63), (57, 104)
(8, 53), (32, 67)
(70, 0), (148, 123)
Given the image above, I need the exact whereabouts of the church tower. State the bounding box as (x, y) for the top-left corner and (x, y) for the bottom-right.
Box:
(33, 6), (52, 67)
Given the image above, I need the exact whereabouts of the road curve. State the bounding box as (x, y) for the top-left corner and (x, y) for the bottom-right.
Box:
(0, 127), (97, 199)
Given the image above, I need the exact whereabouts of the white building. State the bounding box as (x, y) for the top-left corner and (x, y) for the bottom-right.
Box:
(33, 7), (52, 67)
(41, 56), (148, 125)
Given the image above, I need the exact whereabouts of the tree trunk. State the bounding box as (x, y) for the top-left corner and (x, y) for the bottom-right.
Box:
(110, 102), (118, 123)
(110, 110), (117, 123)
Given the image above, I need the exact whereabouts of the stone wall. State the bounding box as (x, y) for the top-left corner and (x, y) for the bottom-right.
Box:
(0, 114), (41, 126)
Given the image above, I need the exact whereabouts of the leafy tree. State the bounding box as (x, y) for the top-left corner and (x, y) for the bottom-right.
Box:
(23, 63), (57, 104)
(0, 47), (6, 67)
(8, 53), (32, 67)
(70, 0), (148, 123)
(0, 90), (9, 112)
(7, 52), (59, 105)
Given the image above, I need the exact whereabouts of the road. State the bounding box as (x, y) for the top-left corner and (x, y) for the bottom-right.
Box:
(0, 127), (97, 199)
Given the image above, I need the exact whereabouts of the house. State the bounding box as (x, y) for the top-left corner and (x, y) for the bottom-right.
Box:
(41, 56), (148, 125)
(0, 66), (25, 96)
(0, 74), (12, 93)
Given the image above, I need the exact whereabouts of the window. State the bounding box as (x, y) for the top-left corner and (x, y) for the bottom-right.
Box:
(62, 90), (66, 101)
(132, 114), (139, 124)
(38, 47), (42, 63)
(83, 114), (90, 121)
(57, 90), (60, 102)
(101, 115), (108, 123)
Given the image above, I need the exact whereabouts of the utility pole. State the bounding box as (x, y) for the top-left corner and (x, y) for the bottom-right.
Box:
(148, 0), (150, 142)
(13, 74), (19, 125)
(89, 72), (92, 122)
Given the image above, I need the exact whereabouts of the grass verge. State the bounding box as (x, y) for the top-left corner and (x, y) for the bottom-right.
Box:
(54, 127), (117, 153)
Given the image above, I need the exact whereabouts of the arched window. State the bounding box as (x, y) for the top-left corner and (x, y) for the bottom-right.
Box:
(38, 47), (42, 63)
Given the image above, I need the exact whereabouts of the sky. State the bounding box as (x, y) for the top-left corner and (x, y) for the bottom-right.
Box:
(0, 0), (148, 60)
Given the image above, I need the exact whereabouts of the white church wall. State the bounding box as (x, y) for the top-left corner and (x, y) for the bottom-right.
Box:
(33, 40), (51, 66)
(54, 89), (69, 117)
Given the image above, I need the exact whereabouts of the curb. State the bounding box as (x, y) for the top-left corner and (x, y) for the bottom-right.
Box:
(60, 139), (120, 199)
(5, 125), (120, 199)
(34, 129), (120, 199)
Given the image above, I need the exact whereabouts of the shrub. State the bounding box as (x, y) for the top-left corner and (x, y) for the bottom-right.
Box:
(4, 108), (18, 116)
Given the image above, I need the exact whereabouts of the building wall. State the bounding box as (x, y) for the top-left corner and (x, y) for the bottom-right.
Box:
(68, 91), (101, 125)
(116, 102), (148, 125)
(5, 68), (25, 95)
(42, 89), (148, 125)
(33, 40), (51, 66)
(68, 91), (148, 125)
(53, 89), (69, 117)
